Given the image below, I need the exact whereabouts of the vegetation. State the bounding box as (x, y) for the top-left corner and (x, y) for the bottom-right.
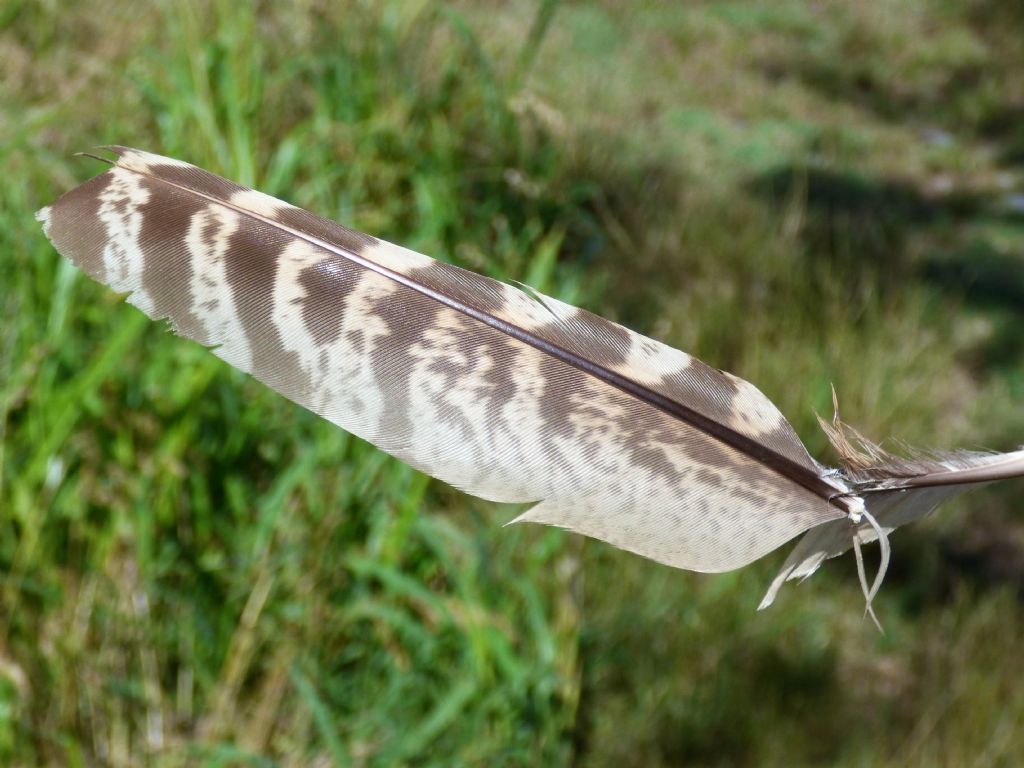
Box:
(2, 0), (1023, 765)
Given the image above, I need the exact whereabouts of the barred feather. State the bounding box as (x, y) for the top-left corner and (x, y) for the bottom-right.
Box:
(36, 148), (1024, 610)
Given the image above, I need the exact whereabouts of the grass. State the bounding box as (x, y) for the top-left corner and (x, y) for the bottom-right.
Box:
(2, 0), (1024, 765)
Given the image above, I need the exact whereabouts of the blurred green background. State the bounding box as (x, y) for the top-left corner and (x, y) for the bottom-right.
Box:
(3, 0), (1024, 765)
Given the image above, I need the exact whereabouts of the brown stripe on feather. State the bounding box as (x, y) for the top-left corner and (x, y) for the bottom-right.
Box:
(408, 262), (513, 316)
(38, 173), (112, 281)
(549, 307), (634, 365)
(365, 275), (447, 456)
(222, 220), (311, 401)
(274, 206), (377, 256)
(296, 258), (357, 347)
(136, 178), (208, 338)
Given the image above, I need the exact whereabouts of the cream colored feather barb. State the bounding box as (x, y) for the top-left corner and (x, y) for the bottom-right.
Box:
(36, 148), (1024, 619)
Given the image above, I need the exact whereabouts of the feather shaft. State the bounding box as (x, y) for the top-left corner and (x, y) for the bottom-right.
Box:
(892, 449), (1024, 489)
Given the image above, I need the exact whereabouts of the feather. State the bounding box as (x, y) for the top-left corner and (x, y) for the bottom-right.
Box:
(36, 148), (1024, 613)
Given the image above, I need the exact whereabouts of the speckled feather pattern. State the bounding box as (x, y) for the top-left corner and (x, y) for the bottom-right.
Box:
(37, 148), (855, 574)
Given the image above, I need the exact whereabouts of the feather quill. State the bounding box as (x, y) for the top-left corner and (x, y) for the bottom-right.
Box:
(36, 148), (1024, 613)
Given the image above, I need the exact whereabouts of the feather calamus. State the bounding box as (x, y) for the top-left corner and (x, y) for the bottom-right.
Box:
(36, 147), (1024, 612)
